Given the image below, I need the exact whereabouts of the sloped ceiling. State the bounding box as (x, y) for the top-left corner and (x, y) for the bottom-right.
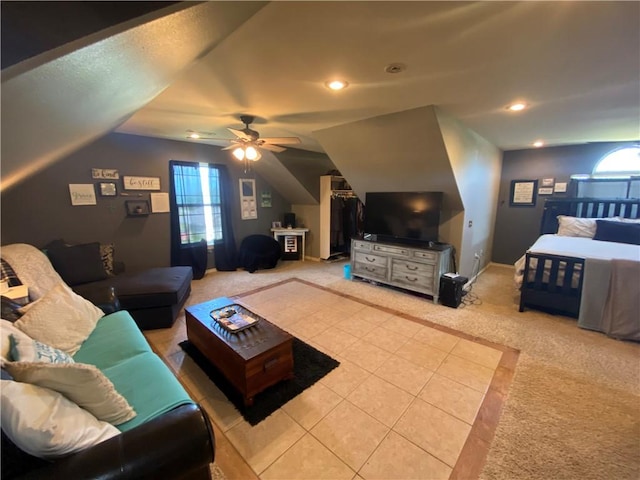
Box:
(2, 1), (638, 200)
(1, 1), (267, 192)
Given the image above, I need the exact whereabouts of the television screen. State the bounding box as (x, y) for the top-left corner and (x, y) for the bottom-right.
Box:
(364, 191), (443, 245)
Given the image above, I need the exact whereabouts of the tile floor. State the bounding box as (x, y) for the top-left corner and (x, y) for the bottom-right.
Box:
(146, 279), (517, 480)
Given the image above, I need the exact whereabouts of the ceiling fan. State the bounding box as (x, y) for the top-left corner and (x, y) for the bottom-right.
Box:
(222, 115), (301, 160)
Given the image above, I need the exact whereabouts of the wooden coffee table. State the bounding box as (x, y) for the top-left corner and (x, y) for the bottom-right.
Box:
(185, 297), (294, 406)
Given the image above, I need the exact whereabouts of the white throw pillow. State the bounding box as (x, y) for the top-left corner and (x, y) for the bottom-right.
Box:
(9, 334), (75, 364)
(14, 283), (103, 355)
(1, 380), (120, 459)
(556, 216), (599, 238)
(4, 361), (136, 425)
(1, 319), (33, 363)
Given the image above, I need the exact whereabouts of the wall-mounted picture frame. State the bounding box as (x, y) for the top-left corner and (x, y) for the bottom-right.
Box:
(272, 221), (282, 228)
(554, 182), (568, 193)
(69, 184), (97, 206)
(510, 179), (538, 206)
(92, 168), (119, 180)
(239, 178), (257, 220)
(541, 178), (555, 187)
(125, 200), (150, 216)
(538, 187), (554, 195)
(123, 176), (161, 191)
(99, 182), (117, 197)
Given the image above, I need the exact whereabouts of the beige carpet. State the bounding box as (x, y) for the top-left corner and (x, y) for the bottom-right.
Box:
(188, 260), (639, 480)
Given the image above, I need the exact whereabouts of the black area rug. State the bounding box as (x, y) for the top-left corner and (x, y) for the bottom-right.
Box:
(179, 338), (340, 426)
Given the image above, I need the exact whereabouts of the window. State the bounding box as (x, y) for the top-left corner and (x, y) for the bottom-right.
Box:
(572, 146), (640, 198)
(171, 162), (223, 246)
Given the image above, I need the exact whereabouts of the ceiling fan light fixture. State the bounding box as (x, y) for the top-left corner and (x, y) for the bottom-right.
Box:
(533, 140), (544, 147)
(245, 145), (261, 161)
(188, 133), (200, 139)
(232, 147), (245, 161)
(325, 80), (348, 91)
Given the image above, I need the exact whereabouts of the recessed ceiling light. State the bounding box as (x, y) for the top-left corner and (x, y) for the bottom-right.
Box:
(507, 102), (527, 112)
(533, 140), (544, 147)
(384, 63), (407, 74)
(325, 80), (348, 91)
(188, 133), (200, 139)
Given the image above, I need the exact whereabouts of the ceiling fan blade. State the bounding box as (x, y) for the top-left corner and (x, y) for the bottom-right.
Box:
(260, 143), (287, 153)
(227, 127), (252, 141)
(261, 137), (301, 145)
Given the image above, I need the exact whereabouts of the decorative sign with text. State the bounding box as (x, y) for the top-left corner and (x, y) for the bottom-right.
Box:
(91, 168), (119, 179)
(69, 184), (97, 206)
(122, 176), (161, 191)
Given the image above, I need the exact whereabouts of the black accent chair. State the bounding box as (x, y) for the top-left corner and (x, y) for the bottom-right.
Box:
(237, 235), (282, 273)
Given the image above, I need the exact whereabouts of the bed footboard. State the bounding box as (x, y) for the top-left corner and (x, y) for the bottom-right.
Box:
(519, 252), (585, 318)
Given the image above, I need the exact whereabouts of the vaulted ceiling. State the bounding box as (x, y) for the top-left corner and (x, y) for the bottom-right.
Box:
(2, 1), (639, 192)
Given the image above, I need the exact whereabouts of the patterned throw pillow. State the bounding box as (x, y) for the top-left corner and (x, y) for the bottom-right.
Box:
(9, 334), (74, 364)
(100, 243), (115, 276)
(0, 259), (22, 287)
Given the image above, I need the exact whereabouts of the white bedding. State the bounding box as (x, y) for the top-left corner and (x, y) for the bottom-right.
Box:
(514, 234), (640, 287)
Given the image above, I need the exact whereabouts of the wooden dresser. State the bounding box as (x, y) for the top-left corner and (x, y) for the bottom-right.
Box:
(350, 238), (451, 304)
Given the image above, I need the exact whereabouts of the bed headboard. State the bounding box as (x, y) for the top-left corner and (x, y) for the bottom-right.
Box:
(540, 198), (640, 234)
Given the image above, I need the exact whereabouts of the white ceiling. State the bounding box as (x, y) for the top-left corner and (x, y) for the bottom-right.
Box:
(118, 1), (640, 153)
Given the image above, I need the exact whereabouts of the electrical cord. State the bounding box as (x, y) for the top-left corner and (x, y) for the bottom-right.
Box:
(460, 254), (483, 307)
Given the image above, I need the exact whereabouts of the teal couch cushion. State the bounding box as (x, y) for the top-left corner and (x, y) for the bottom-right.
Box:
(73, 311), (151, 370)
(103, 352), (192, 432)
(73, 310), (193, 432)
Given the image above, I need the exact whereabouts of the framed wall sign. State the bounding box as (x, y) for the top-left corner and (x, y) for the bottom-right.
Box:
(538, 187), (554, 195)
(510, 179), (538, 206)
(239, 178), (257, 220)
(123, 176), (161, 191)
(69, 184), (97, 206)
(92, 168), (119, 180)
(99, 182), (117, 196)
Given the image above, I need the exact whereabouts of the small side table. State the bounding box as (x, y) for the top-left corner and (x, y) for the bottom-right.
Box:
(270, 228), (309, 261)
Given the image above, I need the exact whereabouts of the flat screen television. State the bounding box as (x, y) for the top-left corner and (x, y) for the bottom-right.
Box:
(364, 191), (443, 246)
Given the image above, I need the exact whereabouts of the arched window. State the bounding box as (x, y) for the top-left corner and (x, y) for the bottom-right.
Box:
(572, 145), (640, 198)
(593, 145), (640, 176)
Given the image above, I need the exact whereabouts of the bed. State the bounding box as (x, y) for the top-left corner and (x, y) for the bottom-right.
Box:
(515, 198), (640, 340)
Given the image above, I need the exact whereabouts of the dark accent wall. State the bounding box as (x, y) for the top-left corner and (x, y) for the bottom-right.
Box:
(492, 141), (637, 265)
(0, 133), (290, 271)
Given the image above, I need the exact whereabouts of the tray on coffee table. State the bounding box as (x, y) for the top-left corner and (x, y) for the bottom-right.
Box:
(210, 304), (260, 333)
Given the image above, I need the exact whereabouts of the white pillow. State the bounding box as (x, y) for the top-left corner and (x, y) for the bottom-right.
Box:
(1, 379), (120, 459)
(556, 216), (598, 238)
(1, 319), (33, 363)
(9, 334), (75, 364)
(612, 216), (640, 224)
(4, 361), (136, 425)
(14, 283), (103, 355)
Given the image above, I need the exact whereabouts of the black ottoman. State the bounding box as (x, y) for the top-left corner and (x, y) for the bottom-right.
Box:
(74, 266), (193, 330)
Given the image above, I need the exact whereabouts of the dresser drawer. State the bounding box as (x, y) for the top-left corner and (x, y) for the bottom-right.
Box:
(352, 240), (371, 251)
(353, 262), (387, 281)
(390, 270), (433, 293)
(354, 251), (388, 267)
(373, 244), (409, 257)
(392, 258), (435, 278)
(413, 250), (437, 262)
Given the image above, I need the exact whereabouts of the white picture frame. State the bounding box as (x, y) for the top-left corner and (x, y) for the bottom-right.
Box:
(69, 184), (97, 206)
(239, 179), (257, 220)
(122, 176), (161, 191)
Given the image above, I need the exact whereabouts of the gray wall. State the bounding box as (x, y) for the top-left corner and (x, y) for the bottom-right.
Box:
(492, 141), (637, 265)
(1, 132), (290, 271)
